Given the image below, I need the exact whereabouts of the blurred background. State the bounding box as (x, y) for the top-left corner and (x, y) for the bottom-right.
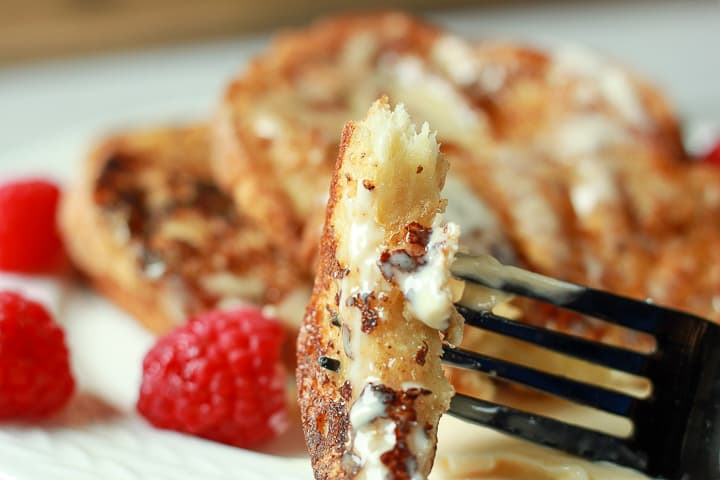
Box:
(1, 0), (719, 170)
(4, 0), (489, 63)
(0, 0), (591, 63)
(0, 0), (712, 64)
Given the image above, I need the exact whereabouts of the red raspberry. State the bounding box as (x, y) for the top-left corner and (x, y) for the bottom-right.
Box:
(137, 307), (287, 448)
(0, 179), (64, 273)
(702, 140), (720, 166)
(0, 291), (75, 419)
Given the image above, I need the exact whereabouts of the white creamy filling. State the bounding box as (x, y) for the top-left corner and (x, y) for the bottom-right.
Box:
(253, 111), (282, 139)
(386, 56), (488, 148)
(549, 115), (626, 219)
(393, 219), (460, 331)
(598, 68), (649, 128)
(348, 184), (386, 294)
(570, 158), (620, 218)
(350, 383), (390, 428)
(350, 385), (396, 480)
(350, 384), (432, 480)
(553, 114), (630, 158)
(551, 45), (650, 128)
(430, 35), (479, 86)
(340, 182), (386, 392)
(401, 381), (427, 391)
(354, 419), (397, 480)
(408, 423), (433, 479)
(431, 35), (506, 94)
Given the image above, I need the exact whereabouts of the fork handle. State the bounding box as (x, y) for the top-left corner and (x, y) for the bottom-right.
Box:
(674, 330), (720, 479)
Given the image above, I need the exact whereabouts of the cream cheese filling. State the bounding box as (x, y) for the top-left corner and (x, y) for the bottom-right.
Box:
(387, 219), (460, 331)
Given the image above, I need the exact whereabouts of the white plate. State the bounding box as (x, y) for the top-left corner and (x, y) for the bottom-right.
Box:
(0, 3), (718, 479)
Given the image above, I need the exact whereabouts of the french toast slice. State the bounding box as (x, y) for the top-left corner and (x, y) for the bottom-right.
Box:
(59, 125), (304, 334)
(215, 11), (720, 341)
(297, 98), (463, 480)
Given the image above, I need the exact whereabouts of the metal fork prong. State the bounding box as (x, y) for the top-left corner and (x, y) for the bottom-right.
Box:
(451, 253), (707, 335)
(448, 393), (647, 472)
(456, 306), (651, 375)
(442, 347), (639, 417)
(560, 288), (706, 337)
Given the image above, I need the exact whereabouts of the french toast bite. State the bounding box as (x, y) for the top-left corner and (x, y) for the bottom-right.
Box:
(297, 98), (463, 480)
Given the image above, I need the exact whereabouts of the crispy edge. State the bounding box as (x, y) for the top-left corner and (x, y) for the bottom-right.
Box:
(297, 121), (356, 480)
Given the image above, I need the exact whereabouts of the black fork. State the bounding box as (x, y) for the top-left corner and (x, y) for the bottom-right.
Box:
(445, 253), (720, 480)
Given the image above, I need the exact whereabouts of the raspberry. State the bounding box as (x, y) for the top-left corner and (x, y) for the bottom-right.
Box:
(0, 179), (64, 273)
(702, 140), (720, 166)
(0, 291), (75, 419)
(137, 307), (287, 448)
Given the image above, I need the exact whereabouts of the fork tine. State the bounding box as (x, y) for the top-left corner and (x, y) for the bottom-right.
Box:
(448, 393), (648, 472)
(559, 288), (705, 337)
(442, 347), (639, 416)
(450, 253), (702, 334)
(456, 306), (651, 375)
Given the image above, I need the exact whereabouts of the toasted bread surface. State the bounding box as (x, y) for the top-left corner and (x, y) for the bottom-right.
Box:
(60, 125), (303, 334)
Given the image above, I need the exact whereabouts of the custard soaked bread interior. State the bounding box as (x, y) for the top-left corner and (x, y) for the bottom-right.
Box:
(297, 99), (464, 480)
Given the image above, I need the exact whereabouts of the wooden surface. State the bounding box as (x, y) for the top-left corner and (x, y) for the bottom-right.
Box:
(0, 0), (491, 64)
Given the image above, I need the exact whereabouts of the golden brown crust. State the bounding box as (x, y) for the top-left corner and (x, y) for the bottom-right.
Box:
(60, 125), (304, 334)
(297, 122), (355, 480)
